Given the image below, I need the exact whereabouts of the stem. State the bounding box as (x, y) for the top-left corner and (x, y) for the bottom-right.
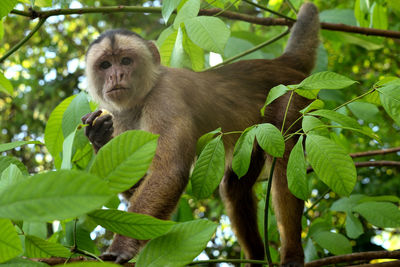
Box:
(334, 88), (376, 111)
(223, 130), (244, 135)
(264, 157), (277, 267)
(242, 0), (296, 21)
(285, 0), (298, 13)
(205, 29), (290, 71)
(0, 17), (46, 63)
(281, 90), (295, 132)
(283, 113), (304, 137)
(213, 0), (240, 17)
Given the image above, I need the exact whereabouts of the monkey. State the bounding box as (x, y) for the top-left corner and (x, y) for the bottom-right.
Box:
(81, 3), (319, 267)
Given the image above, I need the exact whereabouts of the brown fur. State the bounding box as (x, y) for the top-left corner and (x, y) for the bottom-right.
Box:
(82, 3), (319, 266)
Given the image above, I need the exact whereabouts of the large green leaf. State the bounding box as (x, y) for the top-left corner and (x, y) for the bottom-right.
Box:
(378, 79), (400, 126)
(25, 235), (71, 258)
(232, 126), (256, 178)
(0, 218), (22, 263)
(0, 156), (28, 175)
(136, 220), (217, 267)
(0, 71), (13, 95)
(162, 0), (182, 23)
(312, 231), (352, 255)
(287, 136), (309, 200)
(195, 128), (221, 155)
(261, 85), (289, 116)
(62, 91), (91, 138)
(306, 135), (356, 196)
(0, 140), (43, 153)
(255, 123), (285, 157)
(173, 0), (200, 29)
(90, 130), (158, 193)
(0, 164), (24, 190)
(185, 16), (230, 54)
(61, 130), (76, 170)
(88, 209), (175, 240)
(302, 116), (330, 137)
(297, 71), (357, 90)
(182, 28), (204, 71)
(191, 136), (225, 199)
(353, 202), (400, 228)
(308, 109), (361, 129)
(0, 170), (112, 221)
(371, 2), (387, 30)
(44, 95), (75, 160)
(170, 26), (186, 68)
(345, 212), (364, 239)
(0, 0), (18, 18)
(159, 28), (178, 66)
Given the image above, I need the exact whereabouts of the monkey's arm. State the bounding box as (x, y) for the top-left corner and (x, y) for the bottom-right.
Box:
(103, 124), (196, 263)
(81, 110), (114, 153)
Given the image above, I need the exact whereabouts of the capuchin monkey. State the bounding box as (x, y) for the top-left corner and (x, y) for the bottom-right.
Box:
(82, 3), (319, 267)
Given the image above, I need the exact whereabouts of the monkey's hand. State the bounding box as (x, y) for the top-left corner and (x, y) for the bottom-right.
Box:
(100, 234), (140, 264)
(81, 110), (114, 152)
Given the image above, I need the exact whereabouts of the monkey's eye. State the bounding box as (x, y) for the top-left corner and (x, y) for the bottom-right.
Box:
(100, 61), (112, 69)
(121, 57), (133, 65)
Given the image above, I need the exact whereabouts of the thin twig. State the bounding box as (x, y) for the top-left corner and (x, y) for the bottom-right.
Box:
(305, 250), (400, 267)
(350, 147), (400, 158)
(307, 160), (400, 173)
(242, 0), (296, 22)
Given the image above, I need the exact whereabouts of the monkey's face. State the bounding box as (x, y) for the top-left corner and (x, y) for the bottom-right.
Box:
(85, 32), (160, 110)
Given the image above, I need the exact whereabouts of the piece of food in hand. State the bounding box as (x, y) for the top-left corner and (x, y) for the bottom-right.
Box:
(93, 109), (111, 126)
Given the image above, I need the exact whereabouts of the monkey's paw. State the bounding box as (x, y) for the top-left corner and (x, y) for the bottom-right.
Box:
(81, 110), (114, 151)
(101, 234), (140, 264)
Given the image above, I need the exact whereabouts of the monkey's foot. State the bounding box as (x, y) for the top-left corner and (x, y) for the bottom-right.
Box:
(101, 234), (140, 264)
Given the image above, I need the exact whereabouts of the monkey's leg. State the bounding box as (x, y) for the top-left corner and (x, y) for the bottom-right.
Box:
(270, 141), (304, 267)
(102, 133), (195, 263)
(220, 147), (265, 267)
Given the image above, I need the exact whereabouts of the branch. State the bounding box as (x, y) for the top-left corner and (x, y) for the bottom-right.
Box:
(305, 250), (400, 267)
(351, 147), (400, 158)
(9, 6), (400, 39)
(307, 160), (400, 173)
(30, 257), (135, 266)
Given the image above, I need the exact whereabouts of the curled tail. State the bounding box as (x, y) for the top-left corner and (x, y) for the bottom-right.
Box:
(280, 3), (320, 75)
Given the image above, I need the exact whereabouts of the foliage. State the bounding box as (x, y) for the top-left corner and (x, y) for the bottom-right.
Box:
(0, 0), (400, 266)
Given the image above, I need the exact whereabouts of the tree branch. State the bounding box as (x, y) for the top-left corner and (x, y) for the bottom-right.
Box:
(9, 6), (400, 39)
(307, 160), (400, 173)
(305, 250), (400, 267)
(350, 147), (400, 158)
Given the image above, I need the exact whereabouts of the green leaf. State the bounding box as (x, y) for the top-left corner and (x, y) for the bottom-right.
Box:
(371, 2), (387, 30)
(25, 235), (71, 258)
(255, 123), (285, 157)
(302, 116), (330, 137)
(312, 231), (352, 255)
(159, 28), (178, 66)
(90, 130), (158, 193)
(191, 136), (225, 199)
(0, 156), (28, 175)
(170, 26), (186, 68)
(61, 130), (76, 170)
(232, 127), (256, 178)
(0, 257), (47, 266)
(196, 128), (221, 155)
(347, 102), (379, 122)
(23, 222), (47, 240)
(173, 0), (200, 29)
(308, 109), (361, 129)
(45, 95), (75, 161)
(136, 220), (217, 267)
(306, 135), (356, 196)
(295, 88), (320, 99)
(354, 0), (370, 27)
(0, 170), (112, 221)
(88, 209), (175, 240)
(297, 71), (358, 90)
(300, 99), (325, 114)
(0, 164), (24, 190)
(0, 140), (43, 153)
(35, 0), (52, 7)
(353, 202), (400, 228)
(378, 79), (400, 126)
(0, 0), (18, 18)
(331, 195), (365, 212)
(261, 85), (289, 116)
(287, 136), (309, 200)
(185, 16), (230, 54)
(162, 0), (181, 23)
(182, 28), (205, 71)
(0, 71), (13, 94)
(62, 91), (91, 137)
(0, 218), (22, 263)
(345, 212), (364, 239)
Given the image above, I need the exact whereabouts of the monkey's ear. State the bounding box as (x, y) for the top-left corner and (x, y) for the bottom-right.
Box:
(147, 41), (161, 65)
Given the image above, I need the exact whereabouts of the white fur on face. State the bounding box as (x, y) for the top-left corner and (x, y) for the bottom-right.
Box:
(85, 33), (160, 112)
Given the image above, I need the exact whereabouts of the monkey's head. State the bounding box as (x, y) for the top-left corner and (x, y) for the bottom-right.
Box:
(85, 29), (161, 111)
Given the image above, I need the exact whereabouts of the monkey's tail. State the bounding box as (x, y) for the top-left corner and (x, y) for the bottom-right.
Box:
(280, 3), (320, 75)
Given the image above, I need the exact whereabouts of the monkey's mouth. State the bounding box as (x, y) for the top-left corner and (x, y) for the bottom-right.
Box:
(107, 87), (127, 93)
